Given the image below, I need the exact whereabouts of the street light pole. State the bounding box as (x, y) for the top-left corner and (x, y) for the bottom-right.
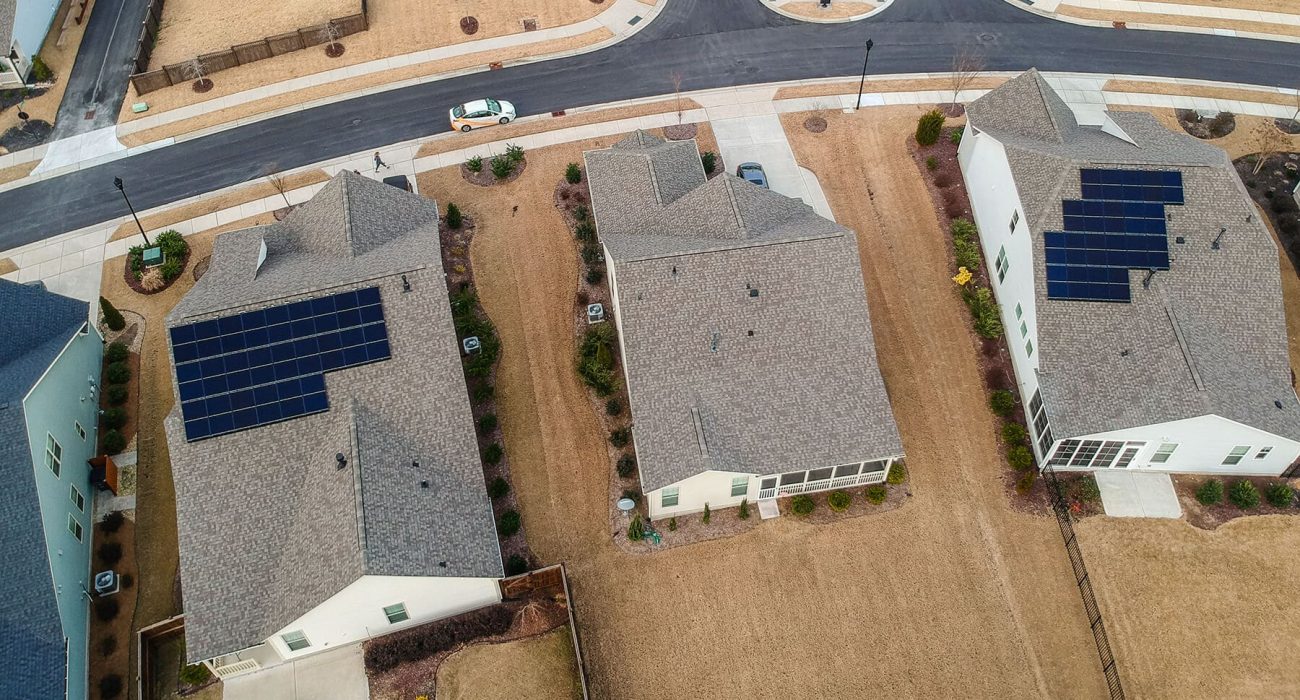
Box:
(113, 177), (151, 247)
(855, 38), (875, 111)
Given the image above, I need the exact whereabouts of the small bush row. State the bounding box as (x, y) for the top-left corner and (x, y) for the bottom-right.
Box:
(1196, 478), (1294, 509)
(363, 605), (515, 672)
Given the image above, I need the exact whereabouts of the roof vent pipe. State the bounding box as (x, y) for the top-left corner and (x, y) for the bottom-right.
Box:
(1212, 227), (1226, 250)
(336, 452), (348, 470)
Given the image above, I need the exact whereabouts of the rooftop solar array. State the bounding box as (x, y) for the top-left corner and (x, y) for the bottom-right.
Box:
(1045, 168), (1184, 302)
(170, 287), (391, 441)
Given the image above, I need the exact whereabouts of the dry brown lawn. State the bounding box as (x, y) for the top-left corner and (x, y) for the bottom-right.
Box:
(149, 0), (357, 67)
(436, 626), (582, 700)
(1056, 4), (1300, 35)
(1076, 517), (1300, 698)
(0, 257), (16, 275)
(774, 75), (1008, 101)
(0, 0), (98, 139)
(0, 160), (37, 184)
(1104, 80), (1300, 110)
(417, 111), (1105, 698)
(1109, 107), (1300, 160)
(1105, 0), (1298, 12)
(778, 1), (877, 20)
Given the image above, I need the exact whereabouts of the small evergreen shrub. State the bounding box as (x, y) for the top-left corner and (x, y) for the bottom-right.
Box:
(574, 220), (596, 241)
(950, 127), (963, 144)
(609, 427), (631, 447)
(491, 155), (514, 179)
(1228, 479), (1260, 509)
(95, 598), (119, 622)
(101, 511), (125, 533)
(120, 573), (133, 589)
(702, 503), (711, 524)
(828, 490), (851, 512)
(106, 384), (129, 406)
(951, 218), (978, 241)
(1007, 445), (1034, 472)
(574, 204), (590, 222)
(565, 163), (582, 184)
(156, 230), (188, 258)
(99, 636), (117, 657)
(989, 390), (1016, 417)
(506, 554), (529, 576)
(472, 383), (494, 402)
(105, 361), (131, 384)
(178, 663), (212, 686)
(446, 202), (463, 229)
(102, 430), (126, 455)
(505, 143), (525, 164)
(621, 488), (640, 504)
(791, 494), (815, 515)
(577, 324), (619, 396)
(586, 267), (604, 285)
(98, 675), (123, 699)
(953, 237), (983, 271)
(488, 477), (510, 499)
(1002, 422), (1028, 446)
(478, 412), (497, 433)
(1015, 471), (1036, 494)
(160, 258), (183, 282)
(738, 498), (750, 519)
(98, 541), (123, 566)
(1264, 481), (1294, 508)
(482, 442), (503, 465)
(100, 297), (126, 331)
(886, 461), (907, 485)
(498, 510), (522, 537)
(105, 341), (129, 363)
(616, 453), (637, 478)
(668, 517), (677, 532)
(627, 514), (645, 541)
(926, 156), (938, 171)
(30, 56), (53, 82)
(916, 109), (945, 146)
(865, 485), (888, 504)
(466, 155), (483, 172)
(700, 151), (717, 174)
(963, 286), (1003, 339)
(605, 398), (622, 416)
(1076, 477), (1101, 504)
(102, 407), (127, 431)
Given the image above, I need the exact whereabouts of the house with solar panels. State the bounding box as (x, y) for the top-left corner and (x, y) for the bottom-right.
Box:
(162, 172), (504, 678)
(958, 69), (1300, 477)
(583, 131), (903, 520)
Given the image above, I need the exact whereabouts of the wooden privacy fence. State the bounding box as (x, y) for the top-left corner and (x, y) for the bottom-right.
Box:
(129, 8), (368, 96)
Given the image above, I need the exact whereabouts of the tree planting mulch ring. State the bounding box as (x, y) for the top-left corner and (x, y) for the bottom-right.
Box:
(663, 123), (697, 140)
(460, 16), (479, 34)
(192, 78), (213, 94)
(325, 42), (345, 58)
(803, 116), (827, 133)
(0, 118), (52, 151)
(461, 157), (527, 186)
(123, 249), (191, 295)
(1276, 118), (1300, 135)
(0, 86), (47, 112)
(191, 255), (211, 282)
(1175, 108), (1235, 139)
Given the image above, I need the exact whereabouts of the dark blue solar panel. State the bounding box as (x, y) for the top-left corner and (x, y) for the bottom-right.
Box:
(170, 286), (391, 441)
(1047, 169), (1184, 303)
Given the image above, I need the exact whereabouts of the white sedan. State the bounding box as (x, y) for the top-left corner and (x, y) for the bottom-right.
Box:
(449, 98), (517, 132)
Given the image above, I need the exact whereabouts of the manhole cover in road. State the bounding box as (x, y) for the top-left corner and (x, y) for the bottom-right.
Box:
(979, 33), (995, 41)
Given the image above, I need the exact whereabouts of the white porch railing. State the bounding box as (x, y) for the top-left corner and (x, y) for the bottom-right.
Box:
(211, 658), (260, 679)
(758, 469), (887, 500)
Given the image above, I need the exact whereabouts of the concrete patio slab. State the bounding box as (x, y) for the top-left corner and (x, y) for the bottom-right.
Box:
(223, 644), (369, 700)
(1095, 470), (1183, 518)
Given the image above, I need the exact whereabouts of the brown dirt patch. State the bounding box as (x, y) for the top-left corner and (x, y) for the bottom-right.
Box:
(416, 112), (1105, 697)
(1076, 516), (1300, 697)
(0, 256), (16, 275)
(0, 0), (98, 138)
(460, 16), (480, 35)
(108, 169), (329, 242)
(1103, 80), (1300, 109)
(0, 160), (37, 185)
(1055, 4), (1300, 37)
(778, 1), (877, 20)
(436, 626), (581, 700)
(774, 76), (1007, 102)
(662, 122), (697, 140)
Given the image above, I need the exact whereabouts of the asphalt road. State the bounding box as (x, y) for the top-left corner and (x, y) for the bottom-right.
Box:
(4, 0), (1299, 250)
(50, 0), (153, 139)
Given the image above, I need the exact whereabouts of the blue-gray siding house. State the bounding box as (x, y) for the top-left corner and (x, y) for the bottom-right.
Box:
(0, 0), (62, 86)
(0, 279), (103, 700)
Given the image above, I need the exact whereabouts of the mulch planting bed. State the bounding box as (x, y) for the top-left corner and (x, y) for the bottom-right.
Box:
(88, 517), (139, 700)
(1277, 118), (1300, 136)
(1173, 474), (1299, 529)
(1235, 152), (1300, 265)
(1176, 108), (1235, 139)
(663, 122), (698, 140)
(803, 115), (828, 133)
(122, 249), (192, 295)
(460, 16), (479, 34)
(461, 156), (527, 187)
(0, 86), (48, 112)
(1, 118), (52, 151)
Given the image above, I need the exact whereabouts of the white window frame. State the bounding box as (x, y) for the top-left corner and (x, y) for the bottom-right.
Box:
(75, 421), (86, 441)
(70, 484), (85, 512)
(281, 630), (311, 651)
(44, 434), (62, 477)
(67, 514), (83, 542)
(1255, 447), (1273, 460)
(1150, 443), (1177, 464)
(1015, 302), (1023, 320)
(730, 476), (748, 497)
(383, 603), (409, 624)
(1010, 210), (1020, 233)
(1019, 321), (1028, 338)
(995, 246), (1009, 283)
(661, 487), (679, 508)
(1222, 446), (1250, 466)
(1025, 339), (1034, 357)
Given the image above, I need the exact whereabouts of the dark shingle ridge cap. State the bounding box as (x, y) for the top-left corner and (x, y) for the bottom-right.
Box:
(608, 229), (848, 263)
(347, 400), (368, 572)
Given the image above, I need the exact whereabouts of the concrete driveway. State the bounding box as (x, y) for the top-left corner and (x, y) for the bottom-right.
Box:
(708, 113), (835, 222)
(222, 644), (369, 700)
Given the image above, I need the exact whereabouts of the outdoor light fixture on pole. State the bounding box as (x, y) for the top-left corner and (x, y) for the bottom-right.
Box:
(855, 38), (875, 111)
(113, 176), (151, 246)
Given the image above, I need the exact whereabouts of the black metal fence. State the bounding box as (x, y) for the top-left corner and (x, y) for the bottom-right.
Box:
(1041, 467), (1125, 700)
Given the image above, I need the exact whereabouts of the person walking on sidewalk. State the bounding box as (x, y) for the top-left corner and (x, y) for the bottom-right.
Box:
(373, 151), (390, 172)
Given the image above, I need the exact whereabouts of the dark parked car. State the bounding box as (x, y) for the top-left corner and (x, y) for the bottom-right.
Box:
(736, 162), (768, 189)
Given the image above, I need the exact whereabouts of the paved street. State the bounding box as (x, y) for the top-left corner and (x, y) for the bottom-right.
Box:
(1, 0), (1298, 249)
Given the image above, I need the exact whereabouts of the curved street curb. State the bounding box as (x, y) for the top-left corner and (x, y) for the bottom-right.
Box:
(998, 0), (1300, 44)
(760, 0), (893, 24)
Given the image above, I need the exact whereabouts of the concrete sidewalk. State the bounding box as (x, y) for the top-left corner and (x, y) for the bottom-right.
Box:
(1011, 0), (1300, 43)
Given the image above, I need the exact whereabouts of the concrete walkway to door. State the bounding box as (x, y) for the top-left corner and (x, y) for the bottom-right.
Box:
(222, 644), (369, 700)
(1095, 470), (1183, 518)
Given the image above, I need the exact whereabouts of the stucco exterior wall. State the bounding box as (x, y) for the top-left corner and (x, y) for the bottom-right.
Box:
(22, 318), (102, 700)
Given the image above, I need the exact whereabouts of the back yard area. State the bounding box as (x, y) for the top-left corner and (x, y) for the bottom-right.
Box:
(417, 110), (1106, 698)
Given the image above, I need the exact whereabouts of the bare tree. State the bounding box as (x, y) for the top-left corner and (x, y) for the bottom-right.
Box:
(949, 45), (986, 116)
(1250, 121), (1287, 175)
(321, 21), (344, 57)
(670, 71), (684, 124)
(182, 57), (211, 92)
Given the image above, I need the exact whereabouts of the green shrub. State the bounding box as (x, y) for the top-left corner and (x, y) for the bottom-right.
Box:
(488, 477), (510, 499)
(505, 554), (529, 576)
(95, 598), (119, 622)
(950, 127), (964, 144)
(565, 163), (582, 184)
(953, 237), (983, 271)
(98, 541), (123, 565)
(498, 510), (522, 537)
(160, 258), (183, 282)
(605, 398), (622, 416)
(926, 155), (938, 171)
(580, 242), (602, 265)
(621, 488), (640, 503)
(886, 460), (907, 485)
(738, 498), (750, 519)
(505, 143), (525, 163)
(667, 517), (677, 532)
(472, 382), (494, 402)
(446, 202), (463, 229)
(466, 155), (483, 172)
(791, 494), (815, 515)
(100, 297), (126, 331)
(963, 286), (1003, 339)
(950, 218), (978, 242)
(609, 427), (631, 448)
(1007, 445), (1034, 472)
(99, 636), (117, 658)
(577, 324), (619, 396)
(573, 204), (589, 221)
(101, 511), (125, 533)
(490, 155), (514, 179)
(30, 55), (53, 82)
(827, 490), (852, 512)
(627, 514), (645, 541)
(105, 361), (130, 384)
(585, 267), (604, 285)
(574, 220), (595, 241)
(482, 442), (503, 465)
(1002, 422), (1028, 446)
(916, 109), (945, 146)
(864, 485), (888, 504)
(102, 430), (126, 455)
(616, 453), (637, 478)
(700, 151), (717, 174)
(1015, 471), (1036, 494)
(1076, 476), (1101, 504)
(98, 674), (123, 699)
(989, 389), (1016, 417)
(156, 230), (188, 258)
(1264, 482), (1294, 508)
(702, 503), (711, 524)
(478, 412), (498, 433)
(1228, 479), (1260, 509)
(178, 663), (211, 686)
(105, 341), (129, 363)
(106, 384), (129, 406)
(101, 407), (127, 431)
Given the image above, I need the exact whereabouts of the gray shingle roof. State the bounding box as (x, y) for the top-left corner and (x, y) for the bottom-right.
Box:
(0, 0), (15, 54)
(585, 138), (903, 492)
(583, 130), (706, 237)
(0, 280), (90, 700)
(165, 172), (502, 663)
(967, 71), (1300, 442)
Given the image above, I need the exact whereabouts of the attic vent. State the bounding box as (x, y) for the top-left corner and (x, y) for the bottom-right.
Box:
(1276, 400), (1284, 410)
(1175, 236), (1185, 244)
(335, 452), (348, 470)
(710, 332), (720, 353)
(748, 288), (759, 298)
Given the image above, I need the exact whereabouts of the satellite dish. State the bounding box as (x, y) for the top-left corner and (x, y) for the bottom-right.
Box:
(616, 498), (636, 512)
